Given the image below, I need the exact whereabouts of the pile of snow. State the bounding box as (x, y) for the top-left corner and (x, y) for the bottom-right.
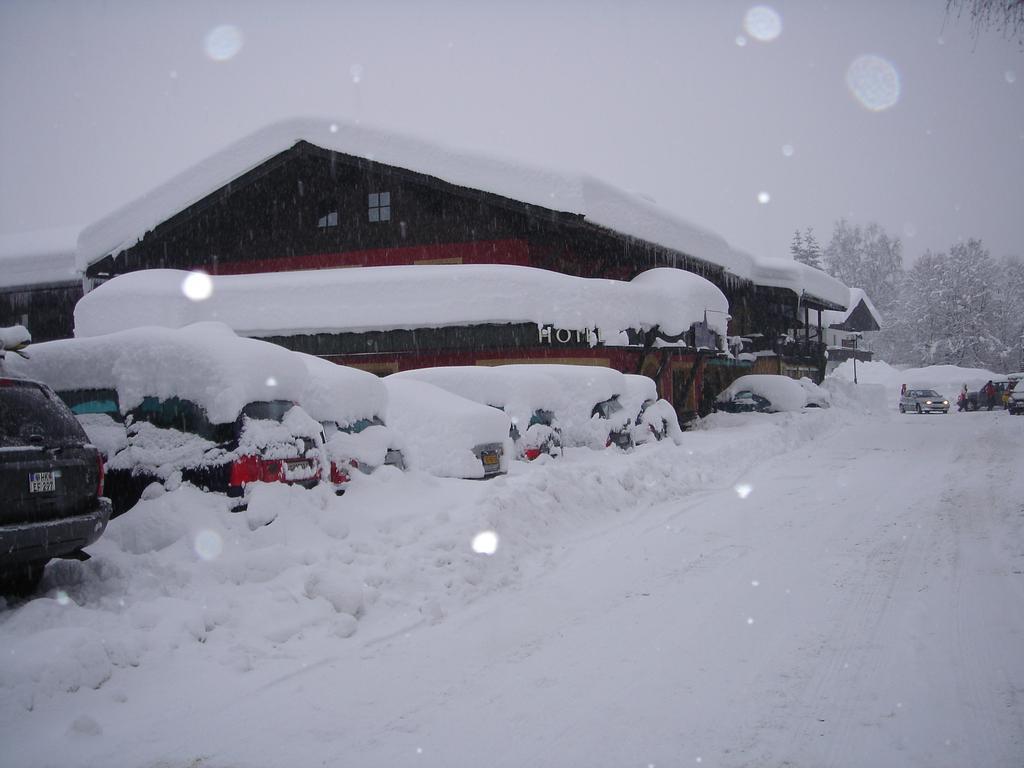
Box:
(0, 399), (847, 716)
(74, 265), (730, 347)
(0, 325), (31, 357)
(829, 359), (1000, 401)
(9, 322), (307, 425)
(382, 378), (512, 479)
(74, 117), (846, 309)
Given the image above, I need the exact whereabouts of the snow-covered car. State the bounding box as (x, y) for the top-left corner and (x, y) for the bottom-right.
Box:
(797, 377), (831, 408)
(0, 374), (112, 595)
(293, 352), (405, 487)
(714, 374), (824, 413)
(622, 373), (683, 445)
(898, 389), (950, 414)
(10, 323), (326, 514)
(388, 365), (563, 460)
(1009, 387), (1024, 415)
(495, 364), (634, 450)
(382, 377), (511, 479)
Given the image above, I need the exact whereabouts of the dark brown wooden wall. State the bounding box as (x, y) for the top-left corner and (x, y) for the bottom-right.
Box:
(0, 283), (82, 342)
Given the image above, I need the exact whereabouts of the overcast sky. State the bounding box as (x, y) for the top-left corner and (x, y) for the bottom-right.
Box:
(1, 0), (1021, 266)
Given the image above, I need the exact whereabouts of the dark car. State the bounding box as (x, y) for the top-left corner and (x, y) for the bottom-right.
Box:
(105, 396), (324, 516)
(0, 376), (112, 594)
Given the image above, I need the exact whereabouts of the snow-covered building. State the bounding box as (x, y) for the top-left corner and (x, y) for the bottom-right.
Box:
(820, 288), (882, 370)
(74, 265), (729, 421)
(0, 228), (81, 341)
(71, 119), (848, 391)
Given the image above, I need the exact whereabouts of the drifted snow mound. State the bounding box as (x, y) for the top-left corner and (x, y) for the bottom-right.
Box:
(0, 403), (854, 724)
(830, 359), (1000, 396)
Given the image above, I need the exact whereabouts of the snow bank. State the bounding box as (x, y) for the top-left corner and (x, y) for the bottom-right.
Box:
(12, 323), (308, 424)
(830, 359), (999, 400)
(73, 265), (730, 344)
(0, 325), (31, 353)
(382, 378), (512, 479)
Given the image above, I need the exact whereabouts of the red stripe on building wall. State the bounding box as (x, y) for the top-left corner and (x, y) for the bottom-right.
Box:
(210, 239), (532, 276)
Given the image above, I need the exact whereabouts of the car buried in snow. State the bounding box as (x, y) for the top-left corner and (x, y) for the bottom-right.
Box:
(898, 388), (950, 414)
(8, 323), (327, 515)
(292, 351), (406, 488)
(388, 365), (563, 460)
(714, 374), (828, 414)
(382, 377), (512, 479)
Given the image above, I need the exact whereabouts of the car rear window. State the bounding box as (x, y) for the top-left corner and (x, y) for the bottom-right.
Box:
(0, 379), (89, 448)
(129, 396), (234, 443)
(240, 400), (295, 423)
(58, 388), (123, 420)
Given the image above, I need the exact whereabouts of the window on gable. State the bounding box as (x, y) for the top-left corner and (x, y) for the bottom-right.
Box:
(368, 192), (391, 223)
(317, 210), (338, 229)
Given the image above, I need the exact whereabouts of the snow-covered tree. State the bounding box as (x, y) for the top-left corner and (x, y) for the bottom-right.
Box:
(946, 0), (1024, 45)
(789, 230), (803, 263)
(801, 227), (823, 270)
(823, 219), (902, 314)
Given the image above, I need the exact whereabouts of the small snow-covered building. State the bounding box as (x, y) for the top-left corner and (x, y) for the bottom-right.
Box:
(74, 265), (729, 421)
(73, 118), (848, 391)
(0, 228), (81, 342)
(820, 288), (882, 370)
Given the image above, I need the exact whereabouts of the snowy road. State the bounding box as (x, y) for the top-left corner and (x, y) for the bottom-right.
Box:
(325, 411), (1024, 768)
(3, 402), (1024, 768)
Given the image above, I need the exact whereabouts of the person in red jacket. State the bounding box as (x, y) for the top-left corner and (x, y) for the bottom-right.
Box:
(982, 380), (997, 411)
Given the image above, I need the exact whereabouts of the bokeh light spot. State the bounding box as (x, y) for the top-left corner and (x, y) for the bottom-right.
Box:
(735, 35), (748, 47)
(757, 191), (771, 205)
(735, 483), (753, 499)
(350, 64), (364, 84)
(747, 616), (755, 625)
(782, 144), (794, 157)
(472, 530), (499, 555)
(181, 271), (213, 301)
(265, 377), (278, 388)
(195, 529), (223, 561)
(56, 590), (70, 606)
(204, 25), (243, 62)
(744, 6), (782, 42)
(1006, 70), (1017, 85)
(846, 55), (900, 111)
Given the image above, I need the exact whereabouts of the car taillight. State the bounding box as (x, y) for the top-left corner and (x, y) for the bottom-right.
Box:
(330, 461), (350, 485)
(229, 454), (262, 487)
(524, 447), (542, 461)
(95, 451), (105, 497)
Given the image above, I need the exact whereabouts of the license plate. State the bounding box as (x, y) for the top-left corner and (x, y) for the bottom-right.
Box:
(481, 452), (499, 466)
(284, 459), (313, 476)
(29, 471), (57, 493)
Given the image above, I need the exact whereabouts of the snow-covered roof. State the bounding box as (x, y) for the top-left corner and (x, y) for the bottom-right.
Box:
(11, 322), (309, 424)
(0, 227), (79, 289)
(821, 287), (883, 329)
(75, 117), (848, 309)
(73, 265), (731, 346)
